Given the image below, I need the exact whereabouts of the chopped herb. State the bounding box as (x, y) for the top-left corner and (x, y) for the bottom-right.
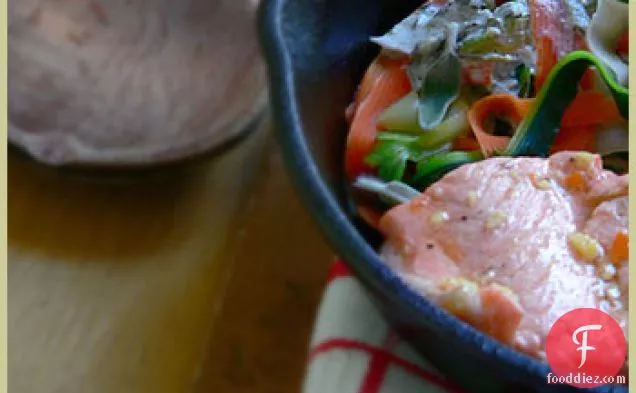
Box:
(364, 139), (415, 181)
(365, 133), (453, 183)
(412, 150), (484, 189)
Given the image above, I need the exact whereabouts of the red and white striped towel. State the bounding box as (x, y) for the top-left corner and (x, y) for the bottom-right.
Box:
(303, 260), (466, 393)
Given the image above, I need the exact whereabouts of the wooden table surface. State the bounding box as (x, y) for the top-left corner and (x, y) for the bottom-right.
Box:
(9, 119), (334, 393)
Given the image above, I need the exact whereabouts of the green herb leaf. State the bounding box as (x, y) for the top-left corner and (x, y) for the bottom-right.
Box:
(364, 140), (412, 181)
(412, 151), (484, 189)
(364, 133), (453, 183)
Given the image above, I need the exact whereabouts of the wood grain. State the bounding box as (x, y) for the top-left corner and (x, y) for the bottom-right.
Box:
(9, 121), (333, 393)
(193, 138), (333, 393)
(8, 118), (329, 393)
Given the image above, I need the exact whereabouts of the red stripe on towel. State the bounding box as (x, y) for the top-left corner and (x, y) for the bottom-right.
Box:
(359, 349), (390, 393)
(358, 332), (398, 393)
(326, 259), (353, 283)
(309, 338), (465, 393)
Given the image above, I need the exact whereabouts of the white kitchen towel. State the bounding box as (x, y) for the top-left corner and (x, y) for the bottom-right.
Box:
(302, 259), (466, 393)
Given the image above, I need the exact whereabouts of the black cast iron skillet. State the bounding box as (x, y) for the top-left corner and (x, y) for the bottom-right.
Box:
(257, 0), (628, 392)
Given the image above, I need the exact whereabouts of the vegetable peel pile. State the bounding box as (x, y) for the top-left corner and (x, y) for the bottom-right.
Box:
(343, 0), (630, 376)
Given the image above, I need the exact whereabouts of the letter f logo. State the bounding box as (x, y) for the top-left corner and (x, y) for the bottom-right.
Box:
(572, 325), (603, 368)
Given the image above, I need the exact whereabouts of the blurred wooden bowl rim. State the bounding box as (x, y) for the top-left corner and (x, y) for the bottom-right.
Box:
(9, 0), (267, 168)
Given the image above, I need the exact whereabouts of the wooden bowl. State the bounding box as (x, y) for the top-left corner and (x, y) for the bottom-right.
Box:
(9, 0), (267, 169)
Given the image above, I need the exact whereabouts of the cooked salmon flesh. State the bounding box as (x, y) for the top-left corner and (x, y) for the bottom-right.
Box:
(379, 151), (628, 367)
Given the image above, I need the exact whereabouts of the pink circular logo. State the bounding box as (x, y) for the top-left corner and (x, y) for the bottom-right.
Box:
(545, 308), (626, 388)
